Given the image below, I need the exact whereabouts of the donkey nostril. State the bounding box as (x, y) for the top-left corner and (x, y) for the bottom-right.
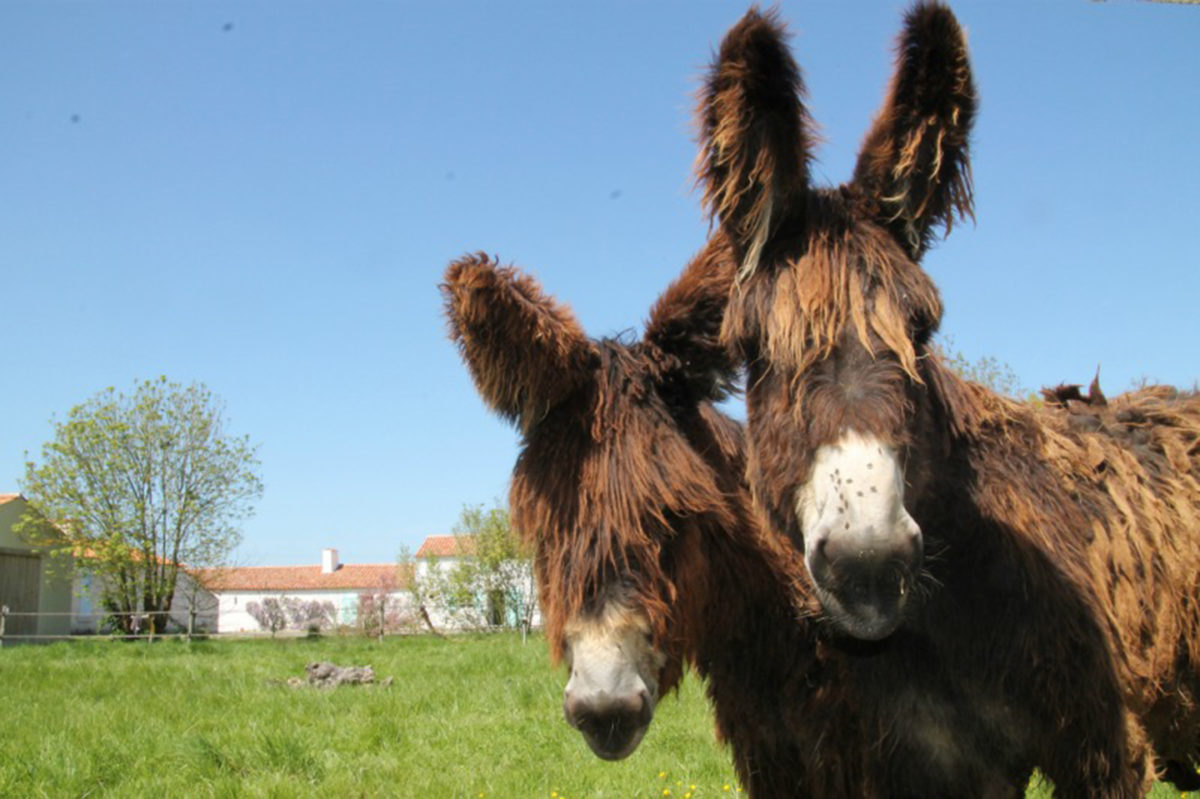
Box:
(563, 691), (583, 725)
(812, 527), (833, 559)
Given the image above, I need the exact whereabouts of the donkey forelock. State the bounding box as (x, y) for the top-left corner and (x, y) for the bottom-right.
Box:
(723, 196), (944, 393)
(513, 337), (743, 666)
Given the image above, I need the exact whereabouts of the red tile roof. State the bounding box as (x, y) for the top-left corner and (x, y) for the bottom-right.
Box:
(0, 493), (21, 506)
(415, 534), (477, 559)
(196, 563), (411, 592)
(76, 546), (177, 565)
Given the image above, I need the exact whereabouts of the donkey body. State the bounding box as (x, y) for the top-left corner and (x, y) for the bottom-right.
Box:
(698, 3), (1200, 796)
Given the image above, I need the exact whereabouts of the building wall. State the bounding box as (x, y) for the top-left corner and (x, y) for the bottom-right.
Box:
(213, 588), (413, 634)
(0, 500), (26, 550)
(0, 497), (73, 638)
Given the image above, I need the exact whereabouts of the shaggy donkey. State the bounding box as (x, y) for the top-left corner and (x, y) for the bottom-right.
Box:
(443, 239), (831, 795)
(699, 3), (1200, 796)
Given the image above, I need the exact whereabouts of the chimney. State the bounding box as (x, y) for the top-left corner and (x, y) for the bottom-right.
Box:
(321, 548), (339, 574)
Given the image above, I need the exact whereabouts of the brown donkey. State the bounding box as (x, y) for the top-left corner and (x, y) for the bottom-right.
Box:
(699, 3), (1200, 796)
(442, 239), (835, 795)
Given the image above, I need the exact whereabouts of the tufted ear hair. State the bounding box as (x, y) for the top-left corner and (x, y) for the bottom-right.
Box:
(642, 234), (739, 406)
(852, 1), (976, 261)
(696, 6), (814, 282)
(443, 254), (595, 433)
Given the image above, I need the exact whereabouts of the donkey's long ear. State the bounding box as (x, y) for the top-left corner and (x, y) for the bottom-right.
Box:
(443, 254), (595, 433)
(852, 1), (975, 260)
(643, 234), (738, 406)
(696, 7), (814, 281)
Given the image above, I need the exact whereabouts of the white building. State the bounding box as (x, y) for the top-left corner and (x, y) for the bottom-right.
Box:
(413, 534), (540, 630)
(413, 534), (475, 574)
(197, 548), (409, 634)
(192, 535), (539, 635)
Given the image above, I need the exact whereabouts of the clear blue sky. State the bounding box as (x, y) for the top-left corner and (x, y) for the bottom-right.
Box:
(3, 2), (1197, 567)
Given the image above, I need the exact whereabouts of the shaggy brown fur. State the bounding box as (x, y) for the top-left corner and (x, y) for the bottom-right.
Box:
(444, 237), (742, 670)
(443, 234), (1195, 796)
(443, 238), (837, 795)
(697, 2), (1200, 796)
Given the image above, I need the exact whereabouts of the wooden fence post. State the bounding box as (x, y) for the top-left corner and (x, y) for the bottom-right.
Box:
(378, 597), (386, 644)
(187, 606), (196, 643)
(0, 605), (7, 648)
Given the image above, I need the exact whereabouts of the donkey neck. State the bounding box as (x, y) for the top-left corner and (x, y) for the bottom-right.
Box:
(675, 404), (814, 672)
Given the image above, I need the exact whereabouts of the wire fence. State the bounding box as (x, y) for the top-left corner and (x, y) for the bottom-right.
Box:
(0, 604), (541, 646)
(0, 604), (219, 645)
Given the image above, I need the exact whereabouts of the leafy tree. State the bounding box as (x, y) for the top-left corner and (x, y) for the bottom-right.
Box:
(18, 378), (262, 635)
(398, 545), (446, 636)
(448, 501), (537, 639)
(356, 591), (407, 639)
(395, 504), (535, 637)
(354, 570), (412, 639)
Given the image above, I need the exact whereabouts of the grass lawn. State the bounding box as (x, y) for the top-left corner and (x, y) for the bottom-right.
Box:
(0, 633), (1193, 798)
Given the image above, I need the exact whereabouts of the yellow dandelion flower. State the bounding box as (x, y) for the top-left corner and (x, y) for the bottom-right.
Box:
(658, 771), (667, 779)
(663, 790), (671, 797)
(690, 786), (696, 791)
(724, 786), (731, 792)
(685, 794), (692, 799)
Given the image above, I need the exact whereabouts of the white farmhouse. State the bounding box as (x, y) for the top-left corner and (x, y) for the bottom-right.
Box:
(198, 548), (408, 634)
(413, 534), (540, 631)
(413, 534), (476, 575)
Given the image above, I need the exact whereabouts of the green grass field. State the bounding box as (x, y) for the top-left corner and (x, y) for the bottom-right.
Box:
(0, 633), (1193, 798)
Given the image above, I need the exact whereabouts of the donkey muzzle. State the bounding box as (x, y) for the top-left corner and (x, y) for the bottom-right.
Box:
(807, 513), (923, 640)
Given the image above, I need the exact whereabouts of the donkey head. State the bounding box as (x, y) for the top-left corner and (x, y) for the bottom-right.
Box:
(698, 3), (975, 640)
(442, 237), (737, 759)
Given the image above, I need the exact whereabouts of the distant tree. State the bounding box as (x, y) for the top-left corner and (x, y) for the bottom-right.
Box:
(448, 501), (537, 640)
(398, 545), (445, 636)
(934, 336), (1027, 399)
(356, 571), (409, 639)
(246, 597), (288, 636)
(18, 378), (262, 635)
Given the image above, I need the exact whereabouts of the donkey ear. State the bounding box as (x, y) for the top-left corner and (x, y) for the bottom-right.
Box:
(852, 1), (976, 260)
(696, 7), (814, 281)
(443, 254), (595, 432)
(643, 234), (738, 405)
